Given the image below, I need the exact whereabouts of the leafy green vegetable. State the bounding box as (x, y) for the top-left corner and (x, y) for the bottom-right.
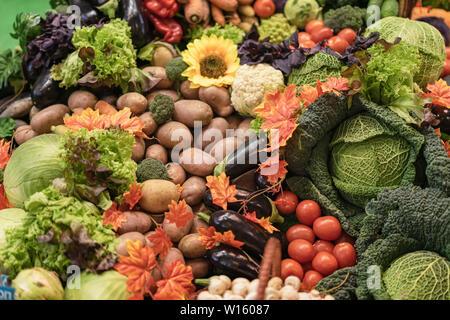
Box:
(49, 0), (69, 9)
(10, 13), (42, 53)
(284, 0), (322, 29)
(187, 23), (245, 45)
(165, 57), (188, 82)
(0, 208), (27, 269)
(97, 0), (118, 19)
(12, 267), (64, 300)
(149, 94), (175, 125)
(0, 118), (16, 139)
(324, 5), (366, 33)
(0, 49), (24, 92)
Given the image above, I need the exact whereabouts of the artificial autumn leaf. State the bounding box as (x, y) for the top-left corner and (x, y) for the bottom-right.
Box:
(298, 85), (319, 107)
(110, 108), (133, 127)
(153, 260), (195, 300)
(165, 200), (194, 228)
(0, 140), (11, 169)
(103, 202), (127, 231)
(123, 182), (142, 210)
(147, 227), (173, 257)
(0, 184), (12, 210)
(120, 116), (148, 139)
(259, 156), (288, 185)
(243, 211), (279, 234)
(423, 79), (450, 108)
(216, 230), (245, 249)
(317, 77), (350, 96)
(114, 239), (157, 295)
(198, 226), (218, 250)
(64, 108), (109, 131)
(127, 292), (144, 300)
(205, 172), (238, 210)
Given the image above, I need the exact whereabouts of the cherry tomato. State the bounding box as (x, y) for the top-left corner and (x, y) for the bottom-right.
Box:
(253, 0), (276, 19)
(288, 239), (316, 264)
(298, 32), (312, 43)
(305, 20), (324, 34)
(313, 240), (334, 254)
(338, 28), (357, 44)
(299, 39), (316, 49)
(302, 262), (314, 272)
(327, 36), (350, 54)
(310, 27), (333, 43)
(312, 252), (338, 276)
(301, 270), (323, 291)
(446, 47), (450, 59)
(296, 200), (321, 226)
(333, 242), (357, 268)
(281, 258), (304, 280)
(313, 216), (342, 241)
(441, 59), (450, 78)
(335, 232), (356, 246)
(286, 225), (316, 243)
(275, 191), (298, 215)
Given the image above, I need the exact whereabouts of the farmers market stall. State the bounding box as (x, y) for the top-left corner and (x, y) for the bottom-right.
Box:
(0, 0), (449, 301)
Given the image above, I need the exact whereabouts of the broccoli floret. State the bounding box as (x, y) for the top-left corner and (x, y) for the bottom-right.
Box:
(136, 158), (171, 183)
(149, 94), (174, 125)
(165, 57), (188, 82)
(324, 5), (366, 33)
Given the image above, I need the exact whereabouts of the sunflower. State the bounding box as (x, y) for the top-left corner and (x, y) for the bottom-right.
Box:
(181, 34), (240, 88)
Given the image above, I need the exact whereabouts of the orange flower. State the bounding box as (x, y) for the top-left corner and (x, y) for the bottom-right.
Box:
(0, 140), (11, 169)
(147, 227), (173, 258)
(243, 211), (279, 234)
(259, 155), (288, 185)
(423, 79), (450, 108)
(103, 203), (127, 231)
(153, 260), (195, 300)
(165, 200), (194, 228)
(206, 173), (238, 210)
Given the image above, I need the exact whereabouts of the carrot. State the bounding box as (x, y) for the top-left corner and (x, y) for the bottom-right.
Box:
(185, 0), (207, 24)
(209, 0), (238, 12)
(201, 0), (211, 26)
(256, 237), (281, 300)
(211, 4), (226, 26)
(227, 11), (241, 26)
(95, 100), (117, 115)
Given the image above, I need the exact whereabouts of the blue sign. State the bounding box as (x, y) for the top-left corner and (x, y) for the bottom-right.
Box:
(0, 275), (15, 300)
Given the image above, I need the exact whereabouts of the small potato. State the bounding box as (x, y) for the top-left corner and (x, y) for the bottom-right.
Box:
(195, 117), (230, 150)
(94, 100), (117, 115)
(14, 125), (38, 145)
(178, 233), (207, 258)
(140, 179), (180, 213)
(0, 96), (33, 119)
(14, 119), (28, 129)
(139, 112), (158, 136)
(151, 46), (175, 68)
(156, 121), (192, 149)
(199, 86), (234, 117)
(29, 106), (40, 120)
(174, 100), (213, 128)
(68, 90), (97, 111)
(147, 90), (179, 103)
(145, 144), (168, 164)
(226, 114), (243, 130)
(179, 148), (217, 177)
(118, 211), (153, 235)
(180, 80), (199, 100)
(30, 104), (70, 134)
(163, 211), (194, 242)
(208, 136), (242, 162)
(132, 137), (146, 162)
(190, 216), (209, 234)
(236, 118), (255, 140)
(181, 176), (206, 206)
(117, 92), (148, 115)
(116, 232), (146, 256)
(143, 66), (173, 89)
(185, 258), (211, 278)
(166, 162), (186, 185)
(159, 248), (185, 274)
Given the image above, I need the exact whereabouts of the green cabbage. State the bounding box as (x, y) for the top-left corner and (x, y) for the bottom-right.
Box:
(3, 134), (64, 208)
(64, 271), (133, 300)
(12, 268), (64, 300)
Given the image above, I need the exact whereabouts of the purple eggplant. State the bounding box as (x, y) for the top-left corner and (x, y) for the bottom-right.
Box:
(119, 0), (153, 49)
(207, 245), (259, 280)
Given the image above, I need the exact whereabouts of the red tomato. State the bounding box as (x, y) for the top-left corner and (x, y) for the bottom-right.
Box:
(310, 27), (333, 43)
(313, 240), (334, 254)
(446, 47), (450, 60)
(338, 28), (357, 44)
(288, 239), (316, 264)
(299, 39), (316, 49)
(281, 258), (304, 280)
(441, 59), (450, 78)
(302, 262), (314, 272)
(253, 0), (276, 19)
(327, 36), (350, 54)
(335, 232), (356, 246)
(301, 270), (323, 291)
(286, 225), (315, 243)
(296, 200), (321, 226)
(312, 252), (338, 276)
(275, 191), (298, 215)
(305, 20), (324, 34)
(298, 32), (312, 43)
(333, 243), (357, 268)
(313, 216), (342, 241)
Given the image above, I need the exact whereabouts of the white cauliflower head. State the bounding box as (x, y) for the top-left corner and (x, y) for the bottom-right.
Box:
(231, 64), (285, 117)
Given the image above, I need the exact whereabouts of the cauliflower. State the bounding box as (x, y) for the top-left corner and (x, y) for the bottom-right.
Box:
(231, 64), (285, 117)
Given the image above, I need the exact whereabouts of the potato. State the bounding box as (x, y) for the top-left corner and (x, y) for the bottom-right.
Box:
(132, 137), (146, 162)
(116, 232), (146, 256)
(118, 211), (153, 235)
(186, 258), (211, 278)
(100, 94), (118, 106)
(179, 148), (217, 177)
(180, 80), (199, 100)
(226, 114), (242, 130)
(162, 207), (194, 242)
(140, 179), (179, 213)
(142, 66), (173, 89)
(155, 121), (192, 149)
(14, 119), (28, 129)
(145, 144), (168, 164)
(166, 162), (186, 185)
(178, 233), (207, 258)
(68, 90), (97, 111)
(30, 104), (70, 134)
(29, 106), (40, 120)
(0, 96), (33, 119)
(236, 118), (255, 140)
(151, 46), (175, 68)
(208, 136), (243, 162)
(147, 90), (179, 104)
(53, 125), (69, 135)
(117, 92), (147, 115)
(195, 117), (230, 150)
(159, 248), (185, 274)
(173, 100), (213, 128)
(139, 112), (158, 136)
(190, 216), (209, 234)
(94, 100), (117, 115)
(181, 176), (206, 206)
(199, 86), (234, 117)
(14, 125), (38, 145)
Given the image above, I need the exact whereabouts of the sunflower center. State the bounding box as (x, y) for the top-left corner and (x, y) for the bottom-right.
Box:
(199, 54), (227, 79)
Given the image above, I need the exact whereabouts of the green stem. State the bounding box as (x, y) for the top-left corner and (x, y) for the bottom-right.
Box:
(195, 278), (211, 287)
(196, 212), (210, 223)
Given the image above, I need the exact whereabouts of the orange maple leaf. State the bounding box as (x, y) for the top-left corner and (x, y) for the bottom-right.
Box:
(127, 292), (145, 300)
(298, 85), (319, 107)
(423, 79), (450, 108)
(198, 226), (244, 250)
(259, 156), (288, 185)
(0, 185), (12, 210)
(165, 200), (194, 228)
(103, 202), (127, 231)
(0, 140), (11, 169)
(205, 172), (238, 210)
(64, 108), (109, 131)
(121, 116), (149, 139)
(216, 230), (245, 249)
(147, 227), (173, 257)
(123, 182), (142, 210)
(243, 211), (279, 234)
(114, 239), (157, 295)
(176, 184), (184, 198)
(317, 77), (350, 96)
(153, 260), (195, 300)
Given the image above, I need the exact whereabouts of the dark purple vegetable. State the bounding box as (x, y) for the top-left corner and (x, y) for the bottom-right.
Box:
(69, 0), (104, 25)
(274, 0), (288, 13)
(416, 17), (450, 46)
(255, 171), (271, 190)
(207, 245), (259, 279)
(87, 0), (109, 5)
(119, 0), (153, 49)
(338, 32), (380, 66)
(31, 68), (63, 109)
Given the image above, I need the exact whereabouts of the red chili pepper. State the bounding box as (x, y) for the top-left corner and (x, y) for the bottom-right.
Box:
(146, 12), (183, 43)
(143, 0), (179, 19)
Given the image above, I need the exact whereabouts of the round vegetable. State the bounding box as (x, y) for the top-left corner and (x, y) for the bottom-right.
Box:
(311, 251), (338, 276)
(334, 232), (355, 246)
(299, 39), (316, 49)
(332, 242), (357, 268)
(301, 270), (323, 291)
(305, 20), (324, 34)
(313, 240), (334, 254)
(286, 225), (315, 243)
(337, 28), (357, 44)
(310, 27), (333, 43)
(288, 239), (316, 264)
(281, 258), (304, 280)
(327, 36), (349, 54)
(253, 0), (276, 19)
(298, 32), (312, 43)
(313, 216), (342, 241)
(296, 200), (321, 226)
(275, 191), (298, 215)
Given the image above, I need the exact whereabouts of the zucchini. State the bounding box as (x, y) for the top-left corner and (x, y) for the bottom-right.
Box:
(381, 0), (399, 18)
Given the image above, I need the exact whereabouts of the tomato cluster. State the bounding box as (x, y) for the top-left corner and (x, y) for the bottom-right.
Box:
(276, 193), (357, 292)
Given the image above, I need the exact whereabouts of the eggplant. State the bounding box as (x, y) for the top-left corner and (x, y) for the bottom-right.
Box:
(87, 0), (109, 6)
(31, 68), (63, 109)
(70, 0), (103, 25)
(231, 169), (257, 191)
(207, 245), (259, 280)
(119, 0), (152, 49)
